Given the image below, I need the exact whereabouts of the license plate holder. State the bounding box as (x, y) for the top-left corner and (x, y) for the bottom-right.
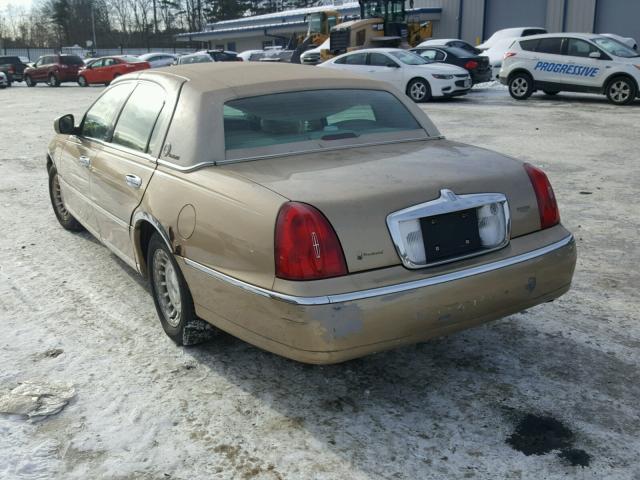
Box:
(420, 208), (481, 263)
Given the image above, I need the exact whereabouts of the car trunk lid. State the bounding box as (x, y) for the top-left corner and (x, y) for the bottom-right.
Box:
(221, 139), (541, 272)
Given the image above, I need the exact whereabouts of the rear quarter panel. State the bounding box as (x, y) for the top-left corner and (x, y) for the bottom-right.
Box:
(138, 165), (287, 290)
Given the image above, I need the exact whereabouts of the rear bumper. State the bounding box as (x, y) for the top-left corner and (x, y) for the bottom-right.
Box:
(57, 71), (79, 82)
(471, 69), (493, 84)
(180, 229), (577, 364)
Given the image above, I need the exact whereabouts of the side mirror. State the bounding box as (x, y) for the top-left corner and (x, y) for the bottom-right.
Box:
(589, 51), (601, 59)
(54, 114), (76, 135)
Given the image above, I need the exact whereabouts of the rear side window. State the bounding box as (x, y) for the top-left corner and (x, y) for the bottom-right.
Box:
(336, 53), (367, 65)
(81, 83), (133, 141)
(223, 89), (422, 154)
(112, 83), (165, 152)
(536, 37), (563, 55)
(519, 39), (539, 51)
(61, 56), (84, 65)
(523, 28), (547, 37)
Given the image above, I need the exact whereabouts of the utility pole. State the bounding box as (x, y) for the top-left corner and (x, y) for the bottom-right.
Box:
(91, 0), (97, 52)
(153, 0), (158, 34)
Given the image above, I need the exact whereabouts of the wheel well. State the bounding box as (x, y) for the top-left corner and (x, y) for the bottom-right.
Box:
(507, 69), (532, 83)
(136, 220), (157, 278)
(406, 76), (430, 93)
(46, 154), (53, 173)
(602, 73), (638, 94)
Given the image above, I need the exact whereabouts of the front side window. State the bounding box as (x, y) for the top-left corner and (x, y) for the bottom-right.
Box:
(565, 39), (599, 57)
(223, 89), (423, 156)
(536, 37), (563, 55)
(112, 83), (165, 152)
(592, 37), (639, 58)
(81, 83), (133, 141)
(91, 59), (105, 68)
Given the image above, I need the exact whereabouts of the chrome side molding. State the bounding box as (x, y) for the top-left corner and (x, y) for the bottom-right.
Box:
(183, 234), (575, 306)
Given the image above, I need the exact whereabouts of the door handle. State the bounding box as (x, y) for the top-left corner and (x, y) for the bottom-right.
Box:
(125, 174), (142, 189)
(78, 155), (91, 168)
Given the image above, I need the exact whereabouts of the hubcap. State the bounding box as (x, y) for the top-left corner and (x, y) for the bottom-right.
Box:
(410, 82), (426, 100)
(52, 174), (70, 220)
(152, 249), (182, 327)
(511, 77), (528, 97)
(610, 80), (630, 103)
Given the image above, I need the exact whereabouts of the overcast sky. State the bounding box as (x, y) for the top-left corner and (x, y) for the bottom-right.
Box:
(0, 0), (33, 10)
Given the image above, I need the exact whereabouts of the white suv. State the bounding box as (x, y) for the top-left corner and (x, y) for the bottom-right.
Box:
(500, 33), (640, 105)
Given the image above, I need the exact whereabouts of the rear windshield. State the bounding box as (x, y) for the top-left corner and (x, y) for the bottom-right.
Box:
(61, 56), (84, 65)
(223, 89), (424, 158)
(0, 56), (20, 64)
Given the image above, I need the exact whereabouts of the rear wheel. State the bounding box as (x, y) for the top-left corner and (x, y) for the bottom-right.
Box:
(508, 72), (534, 100)
(25, 75), (36, 87)
(605, 76), (637, 105)
(48, 167), (84, 231)
(407, 78), (431, 102)
(78, 75), (88, 87)
(147, 233), (216, 346)
(48, 73), (60, 87)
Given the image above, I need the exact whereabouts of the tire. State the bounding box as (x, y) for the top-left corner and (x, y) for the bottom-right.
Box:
(25, 75), (36, 87)
(48, 73), (60, 87)
(543, 90), (559, 95)
(605, 76), (637, 105)
(508, 72), (534, 100)
(7, 81), (11, 87)
(48, 167), (84, 232)
(147, 233), (216, 346)
(407, 78), (431, 102)
(78, 76), (88, 87)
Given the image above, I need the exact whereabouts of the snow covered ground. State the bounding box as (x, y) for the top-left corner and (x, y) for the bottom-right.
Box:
(1, 83), (639, 479)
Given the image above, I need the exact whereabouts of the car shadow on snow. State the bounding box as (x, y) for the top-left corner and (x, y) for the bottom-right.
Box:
(177, 310), (639, 476)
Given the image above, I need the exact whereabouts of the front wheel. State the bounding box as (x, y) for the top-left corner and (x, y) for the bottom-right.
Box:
(407, 78), (431, 102)
(508, 73), (534, 100)
(606, 76), (637, 105)
(147, 233), (216, 346)
(25, 75), (36, 87)
(78, 76), (88, 87)
(49, 167), (84, 231)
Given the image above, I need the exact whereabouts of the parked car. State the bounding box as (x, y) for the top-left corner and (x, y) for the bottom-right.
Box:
(175, 52), (213, 65)
(478, 27), (547, 50)
(0, 55), (30, 84)
(238, 50), (265, 62)
(417, 38), (482, 55)
(501, 33), (640, 105)
(45, 62), (577, 363)
(0, 71), (8, 88)
(176, 50), (241, 65)
(319, 48), (471, 102)
(23, 54), (84, 87)
(78, 56), (150, 86)
(138, 53), (178, 68)
(300, 38), (329, 65)
(601, 33), (637, 50)
(410, 45), (492, 84)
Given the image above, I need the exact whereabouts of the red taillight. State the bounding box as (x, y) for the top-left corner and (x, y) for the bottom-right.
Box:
(275, 202), (348, 280)
(504, 51), (517, 60)
(524, 163), (560, 229)
(464, 60), (478, 70)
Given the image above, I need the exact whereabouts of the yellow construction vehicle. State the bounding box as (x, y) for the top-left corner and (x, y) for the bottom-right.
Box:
(320, 0), (432, 60)
(290, 10), (341, 63)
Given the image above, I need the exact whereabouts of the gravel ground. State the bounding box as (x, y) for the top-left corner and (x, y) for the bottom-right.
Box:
(0, 82), (639, 480)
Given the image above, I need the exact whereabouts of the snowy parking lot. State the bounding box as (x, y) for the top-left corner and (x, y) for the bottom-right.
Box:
(1, 83), (639, 479)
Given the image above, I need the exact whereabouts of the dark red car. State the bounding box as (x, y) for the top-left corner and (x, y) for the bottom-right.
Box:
(78, 56), (151, 86)
(24, 54), (84, 87)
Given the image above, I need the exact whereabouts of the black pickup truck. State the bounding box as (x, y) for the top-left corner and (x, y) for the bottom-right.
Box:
(0, 56), (30, 84)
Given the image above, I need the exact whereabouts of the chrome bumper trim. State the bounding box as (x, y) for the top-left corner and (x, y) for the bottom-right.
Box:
(183, 234), (574, 306)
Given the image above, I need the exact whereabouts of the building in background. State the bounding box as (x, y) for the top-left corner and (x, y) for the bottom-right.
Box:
(176, 0), (640, 52)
